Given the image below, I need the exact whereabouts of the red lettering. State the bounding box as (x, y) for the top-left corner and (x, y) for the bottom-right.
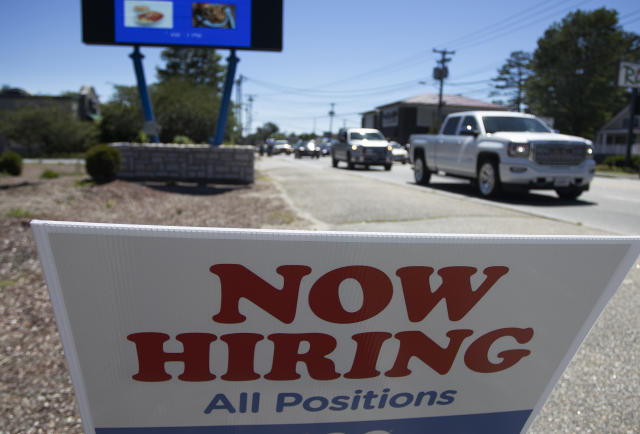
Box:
(265, 333), (340, 381)
(464, 327), (533, 373)
(220, 333), (264, 381)
(385, 330), (474, 376)
(396, 266), (509, 322)
(210, 264), (312, 324)
(309, 266), (393, 323)
(127, 332), (217, 382)
(344, 332), (393, 379)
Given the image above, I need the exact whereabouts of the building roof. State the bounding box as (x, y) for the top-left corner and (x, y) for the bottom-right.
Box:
(598, 104), (639, 134)
(377, 93), (505, 110)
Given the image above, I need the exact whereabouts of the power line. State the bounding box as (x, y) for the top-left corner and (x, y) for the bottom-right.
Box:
(244, 76), (428, 97)
(439, 0), (562, 49)
(454, 0), (596, 51)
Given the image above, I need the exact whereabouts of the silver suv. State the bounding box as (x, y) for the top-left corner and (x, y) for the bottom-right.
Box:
(331, 128), (393, 170)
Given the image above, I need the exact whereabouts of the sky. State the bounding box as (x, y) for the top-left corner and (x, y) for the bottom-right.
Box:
(1, 0), (639, 136)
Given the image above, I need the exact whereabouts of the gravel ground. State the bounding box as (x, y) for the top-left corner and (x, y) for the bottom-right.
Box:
(0, 163), (309, 434)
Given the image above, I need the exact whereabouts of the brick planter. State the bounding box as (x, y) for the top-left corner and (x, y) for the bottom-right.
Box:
(111, 143), (254, 184)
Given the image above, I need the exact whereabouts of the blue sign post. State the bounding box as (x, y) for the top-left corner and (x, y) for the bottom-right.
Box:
(212, 49), (239, 146)
(130, 45), (159, 143)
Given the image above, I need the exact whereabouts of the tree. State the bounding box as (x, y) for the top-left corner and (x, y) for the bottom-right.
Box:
(99, 85), (143, 143)
(491, 51), (532, 112)
(245, 122), (280, 145)
(525, 8), (640, 139)
(156, 47), (225, 90)
(0, 106), (98, 156)
(152, 78), (232, 143)
(101, 47), (241, 144)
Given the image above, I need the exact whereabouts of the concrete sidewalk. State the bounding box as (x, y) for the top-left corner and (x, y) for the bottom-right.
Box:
(258, 157), (612, 236)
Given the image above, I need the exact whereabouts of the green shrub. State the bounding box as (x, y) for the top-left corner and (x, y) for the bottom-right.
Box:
(0, 151), (23, 176)
(136, 131), (149, 143)
(40, 169), (60, 179)
(603, 155), (640, 169)
(172, 135), (193, 144)
(85, 145), (122, 184)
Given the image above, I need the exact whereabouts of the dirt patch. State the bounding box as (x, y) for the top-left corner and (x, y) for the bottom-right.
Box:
(0, 163), (310, 433)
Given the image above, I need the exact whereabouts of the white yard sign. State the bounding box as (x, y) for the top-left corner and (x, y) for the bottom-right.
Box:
(32, 221), (640, 434)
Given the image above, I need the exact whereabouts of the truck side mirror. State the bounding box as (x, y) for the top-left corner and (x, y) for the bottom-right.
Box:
(459, 126), (480, 137)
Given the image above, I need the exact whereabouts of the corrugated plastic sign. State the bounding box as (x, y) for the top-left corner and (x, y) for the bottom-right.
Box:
(32, 221), (640, 434)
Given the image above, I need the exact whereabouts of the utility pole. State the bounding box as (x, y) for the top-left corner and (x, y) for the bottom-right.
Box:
(235, 74), (243, 139)
(433, 48), (455, 131)
(246, 95), (255, 136)
(328, 103), (335, 137)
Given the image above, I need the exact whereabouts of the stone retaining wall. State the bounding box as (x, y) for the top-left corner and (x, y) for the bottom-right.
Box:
(111, 143), (254, 184)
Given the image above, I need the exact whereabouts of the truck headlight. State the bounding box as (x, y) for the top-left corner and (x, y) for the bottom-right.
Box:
(586, 145), (594, 159)
(387, 145), (393, 151)
(507, 142), (531, 158)
(351, 144), (359, 151)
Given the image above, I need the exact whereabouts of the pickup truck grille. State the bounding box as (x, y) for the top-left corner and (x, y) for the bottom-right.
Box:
(533, 142), (586, 166)
(364, 147), (388, 158)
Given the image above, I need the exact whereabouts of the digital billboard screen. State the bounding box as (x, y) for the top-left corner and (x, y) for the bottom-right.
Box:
(82, 0), (282, 51)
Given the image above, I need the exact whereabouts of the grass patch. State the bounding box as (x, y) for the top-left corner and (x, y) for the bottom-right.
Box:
(40, 169), (60, 179)
(5, 208), (35, 218)
(74, 179), (94, 187)
(596, 165), (638, 175)
(0, 279), (16, 288)
(269, 210), (295, 225)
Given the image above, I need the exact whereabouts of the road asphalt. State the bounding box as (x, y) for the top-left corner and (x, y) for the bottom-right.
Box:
(257, 155), (640, 434)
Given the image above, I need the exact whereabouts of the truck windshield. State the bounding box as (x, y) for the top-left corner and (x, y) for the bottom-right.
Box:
(350, 132), (385, 140)
(482, 116), (551, 134)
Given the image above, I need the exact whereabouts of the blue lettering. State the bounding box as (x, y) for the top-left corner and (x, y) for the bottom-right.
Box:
(204, 393), (236, 414)
(276, 393), (302, 412)
(329, 395), (349, 411)
(389, 392), (414, 408)
(303, 396), (329, 412)
(437, 389), (457, 405)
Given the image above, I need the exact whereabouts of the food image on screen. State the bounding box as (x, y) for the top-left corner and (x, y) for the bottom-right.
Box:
(192, 3), (237, 29)
(124, 1), (172, 28)
(137, 10), (164, 24)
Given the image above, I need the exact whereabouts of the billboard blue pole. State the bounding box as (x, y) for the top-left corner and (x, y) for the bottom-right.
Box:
(130, 45), (159, 143)
(213, 49), (239, 146)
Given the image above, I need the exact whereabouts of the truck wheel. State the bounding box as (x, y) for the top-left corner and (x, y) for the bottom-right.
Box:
(384, 163), (392, 171)
(414, 157), (431, 185)
(347, 153), (354, 170)
(555, 188), (582, 200)
(331, 153), (338, 168)
(477, 159), (501, 198)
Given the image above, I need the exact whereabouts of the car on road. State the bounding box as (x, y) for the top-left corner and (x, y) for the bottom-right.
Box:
(390, 141), (409, 164)
(272, 140), (293, 155)
(294, 140), (320, 158)
(409, 111), (595, 200)
(319, 140), (333, 157)
(332, 128), (393, 170)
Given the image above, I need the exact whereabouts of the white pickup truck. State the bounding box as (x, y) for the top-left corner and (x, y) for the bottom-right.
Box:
(409, 111), (596, 200)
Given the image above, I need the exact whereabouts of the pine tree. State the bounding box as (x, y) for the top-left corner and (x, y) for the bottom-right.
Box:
(490, 51), (532, 112)
(156, 47), (225, 90)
